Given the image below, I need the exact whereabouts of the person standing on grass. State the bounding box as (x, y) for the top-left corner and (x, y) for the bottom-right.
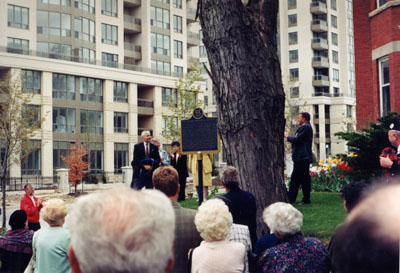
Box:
(20, 184), (43, 231)
(284, 112), (313, 205)
(169, 141), (189, 201)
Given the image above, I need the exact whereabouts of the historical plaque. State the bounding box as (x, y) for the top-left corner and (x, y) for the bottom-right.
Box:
(180, 108), (220, 154)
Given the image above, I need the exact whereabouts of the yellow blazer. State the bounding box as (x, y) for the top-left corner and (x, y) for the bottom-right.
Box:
(189, 153), (213, 186)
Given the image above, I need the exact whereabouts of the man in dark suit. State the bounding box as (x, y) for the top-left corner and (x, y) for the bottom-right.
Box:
(221, 166), (258, 249)
(285, 112), (313, 204)
(153, 166), (202, 273)
(130, 131), (160, 189)
(170, 141), (189, 201)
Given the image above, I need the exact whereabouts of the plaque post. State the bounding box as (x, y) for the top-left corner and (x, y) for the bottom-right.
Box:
(197, 152), (203, 205)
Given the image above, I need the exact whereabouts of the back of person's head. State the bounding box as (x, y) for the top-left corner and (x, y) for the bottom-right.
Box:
(68, 188), (175, 273)
(262, 202), (303, 236)
(171, 141), (180, 147)
(300, 112), (310, 122)
(153, 166), (179, 197)
(9, 210), (27, 230)
(334, 182), (400, 273)
(220, 166), (240, 190)
(41, 198), (67, 226)
(194, 199), (233, 242)
(341, 182), (368, 212)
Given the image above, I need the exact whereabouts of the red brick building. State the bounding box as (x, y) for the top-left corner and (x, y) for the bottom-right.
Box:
(353, 0), (400, 129)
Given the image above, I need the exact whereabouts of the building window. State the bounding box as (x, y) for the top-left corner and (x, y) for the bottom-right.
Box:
(53, 73), (75, 100)
(289, 50), (298, 63)
(162, 117), (178, 135)
(332, 68), (339, 82)
(21, 70), (41, 94)
(39, 0), (71, 6)
(204, 95), (208, 106)
(290, 87), (299, 98)
(7, 37), (29, 55)
(162, 88), (177, 107)
(331, 33), (338, 46)
(101, 0), (117, 17)
(331, 15), (337, 28)
(114, 82), (128, 102)
(74, 17), (95, 43)
(102, 52), (118, 68)
(37, 11), (71, 36)
(80, 77), (103, 103)
(23, 105), (40, 127)
(332, 50), (339, 64)
(346, 105), (352, 118)
(325, 124), (331, 139)
(331, 0), (337, 10)
(200, 46), (207, 57)
(151, 33), (170, 56)
(173, 15), (182, 33)
(150, 6), (170, 29)
(86, 143), (104, 174)
(212, 95), (216, 105)
(377, 0), (387, 8)
(151, 60), (171, 76)
(114, 143), (128, 173)
(79, 47), (95, 64)
(114, 112), (128, 133)
(8, 4), (29, 29)
(74, 0), (95, 14)
(288, 14), (297, 27)
(173, 0), (182, 8)
(174, 40), (183, 59)
(53, 107), (76, 133)
(289, 68), (299, 81)
(155, 0), (169, 3)
(37, 42), (71, 60)
(288, 32), (298, 45)
(325, 105), (330, 119)
(288, 0), (296, 9)
(174, 66), (183, 78)
(21, 140), (41, 175)
(53, 141), (72, 171)
(379, 57), (390, 116)
(333, 87), (340, 96)
(101, 23), (118, 45)
(80, 110), (103, 134)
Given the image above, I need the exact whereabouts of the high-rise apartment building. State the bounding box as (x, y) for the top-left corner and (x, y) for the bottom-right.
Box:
(0, 0), (204, 179)
(278, 0), (356, 159)
(353, 0), (400, 129)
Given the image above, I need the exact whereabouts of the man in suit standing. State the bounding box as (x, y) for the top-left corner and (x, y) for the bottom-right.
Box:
(153, 166), (202, 273)
(170, 141), (188, 201)
(130, 131), (160, 189)
(285, 112), (313, 205)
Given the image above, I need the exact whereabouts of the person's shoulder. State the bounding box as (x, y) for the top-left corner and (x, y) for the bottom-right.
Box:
(228, 240), (246, 253)
(304, 236), (327, 249)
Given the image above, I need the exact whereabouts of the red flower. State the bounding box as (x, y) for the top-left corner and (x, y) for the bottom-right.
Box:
(324, 182), (327, 185)
(341, 175), (344, 179)
(332, 178), (334, 181)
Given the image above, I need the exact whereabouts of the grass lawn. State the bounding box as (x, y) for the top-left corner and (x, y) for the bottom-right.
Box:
(180, 192), (346, 244)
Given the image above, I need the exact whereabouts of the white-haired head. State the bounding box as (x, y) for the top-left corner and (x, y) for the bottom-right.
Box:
(194, 199), (232, 241)
(68, 188), (175, 273)
(41, 198), (67, 226)
(262, 202), (303, 236)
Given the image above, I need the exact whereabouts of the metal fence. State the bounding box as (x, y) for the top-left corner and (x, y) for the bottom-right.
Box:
(1, 176), (59, 191)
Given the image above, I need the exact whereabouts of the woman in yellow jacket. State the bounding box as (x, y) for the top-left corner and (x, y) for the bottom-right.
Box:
(189, 153), (213, 200)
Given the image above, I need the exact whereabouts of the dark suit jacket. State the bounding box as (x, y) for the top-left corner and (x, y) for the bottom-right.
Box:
(225, 188), (258, 248)
(287, 122), (313, 163)
(171, 202), (202, 273)
(171, 153), (189, 181)
(131, 142), (160, 178)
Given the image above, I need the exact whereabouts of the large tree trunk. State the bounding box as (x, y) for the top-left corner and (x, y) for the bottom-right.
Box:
(198, 0), (288, 236)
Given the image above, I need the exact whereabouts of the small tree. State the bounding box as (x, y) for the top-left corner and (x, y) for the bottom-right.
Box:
(336, 112), (399, 182)
(162, 62), (204, 141)
(0, 71), (43, 229)
(61, 142), (89, 195)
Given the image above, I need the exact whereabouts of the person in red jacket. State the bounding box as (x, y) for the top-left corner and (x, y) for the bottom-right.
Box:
(20, 184), (43, 231)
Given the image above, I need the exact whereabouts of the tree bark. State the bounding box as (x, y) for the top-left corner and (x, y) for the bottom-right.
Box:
(198, 0), (288, 237)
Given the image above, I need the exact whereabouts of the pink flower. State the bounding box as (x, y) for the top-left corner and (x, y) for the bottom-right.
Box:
(332, 178), (334, 181)
(324, 182), (328, 185)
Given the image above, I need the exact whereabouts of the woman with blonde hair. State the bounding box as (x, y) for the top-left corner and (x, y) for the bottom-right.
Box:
(33, 198), (71, 273)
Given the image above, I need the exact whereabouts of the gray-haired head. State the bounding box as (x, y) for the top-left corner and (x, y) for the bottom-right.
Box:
(220, 166), (240, 190)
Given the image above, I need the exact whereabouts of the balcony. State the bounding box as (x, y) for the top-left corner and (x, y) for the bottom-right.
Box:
(312, 75), (330, 87)
(310, 1), (327, 14)
(312, 56), (329, 68)
(138, 98), (154, 115)
(124, 15), (141, 33)
(124, 43), (142, 60)
(188, 56), (200, 65)
(187, 31), (201, 46)
(311, 38), (329, 50)
(311, 20), (328, 32)
(187, 7), (196, 23)
(124, 0), (141, 7)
